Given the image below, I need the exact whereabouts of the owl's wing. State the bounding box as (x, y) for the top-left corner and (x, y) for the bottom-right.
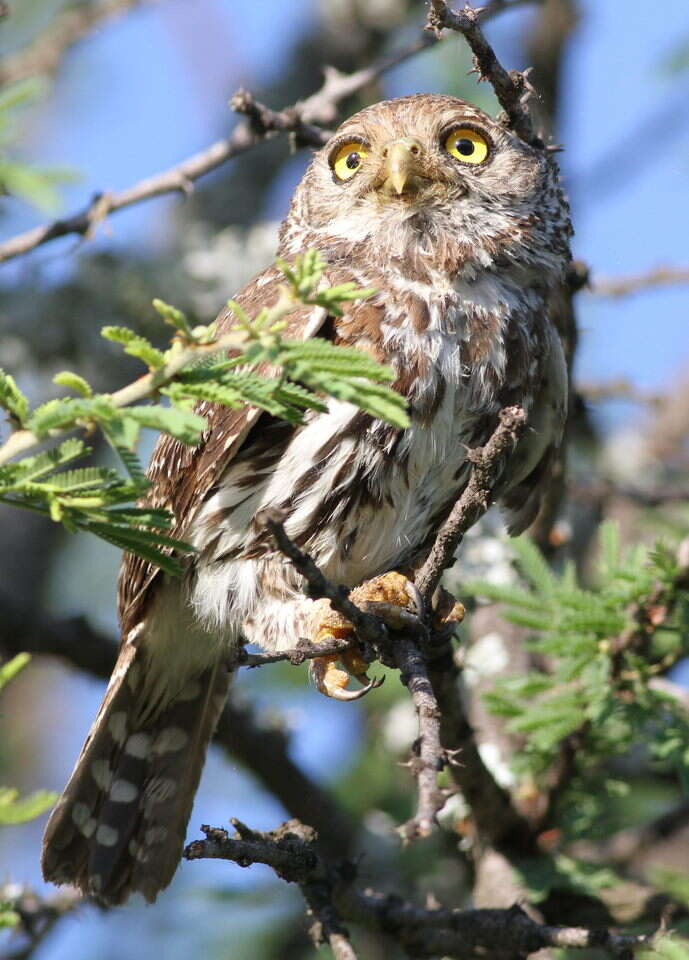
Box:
(499, 321), (568, 535)
(117, 264), (328, 636)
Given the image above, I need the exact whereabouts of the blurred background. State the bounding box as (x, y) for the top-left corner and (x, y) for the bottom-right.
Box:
(1, 0), (689, 957)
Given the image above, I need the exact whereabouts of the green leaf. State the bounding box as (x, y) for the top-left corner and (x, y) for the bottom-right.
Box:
(0, 653), (30, 691)
(125, 406), (207, 444)
(0, 77), (48, 115)
(0, 787), (57, 825)
(0, 161), (66, 214)
(53, 370), (93, 397)
(651, 867), (689, 909)
(152, 298), (194, 338)
(640, 937), (689, 960)
(101, 326), (166, 369)
(28, 396), (116, 437)
(80, 522), (191, 577)
(0, 904), (20, 928)
(0, 369), (28, 425)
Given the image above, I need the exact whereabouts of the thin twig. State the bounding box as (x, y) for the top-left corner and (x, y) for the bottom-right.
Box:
(591, 265), (689, 298)
(238, 636), (357, 668)
(393, 634), (446, 840)
(415, 405), (527, 605)
(0, 0), (159, 89)
(257, 507), (387, 648)
(426, 2), (539, 146)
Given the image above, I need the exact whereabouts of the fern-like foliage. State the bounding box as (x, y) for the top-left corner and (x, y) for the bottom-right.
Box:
(465, 523), (689, 838)
(0, 251), (408, 573)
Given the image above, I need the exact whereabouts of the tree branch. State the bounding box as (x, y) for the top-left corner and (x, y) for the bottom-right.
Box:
(415, 405), (527, 605)
(259, 408), (529, 847)
(426, 2), (540, 146)
(590, 265), (689, 298)
(184, 818), (650, 959)
(0, 35), (434, 265)
(0, 0), (159, 89)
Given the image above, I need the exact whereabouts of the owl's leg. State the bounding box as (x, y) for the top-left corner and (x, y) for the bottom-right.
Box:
(309, 571), (420, 701)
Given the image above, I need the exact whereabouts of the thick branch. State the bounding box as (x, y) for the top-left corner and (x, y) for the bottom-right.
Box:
(426, 2), (539, 146)
(184, 819), (649, 959)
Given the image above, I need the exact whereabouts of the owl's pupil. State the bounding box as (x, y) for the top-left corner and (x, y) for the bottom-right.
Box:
(457, 139), (475, 156)
(346, 152), (360, 169)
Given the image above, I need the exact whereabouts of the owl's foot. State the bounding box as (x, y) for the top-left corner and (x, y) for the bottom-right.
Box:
(309, 572), (420, 701)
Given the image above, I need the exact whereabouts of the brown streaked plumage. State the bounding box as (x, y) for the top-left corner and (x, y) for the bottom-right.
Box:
(42, 94), (571, 904)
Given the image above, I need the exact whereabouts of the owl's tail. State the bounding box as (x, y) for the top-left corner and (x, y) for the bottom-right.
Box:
(41, 641), (230, 905)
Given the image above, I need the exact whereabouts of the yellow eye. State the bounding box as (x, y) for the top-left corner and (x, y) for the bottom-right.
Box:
(444, 128), (489, 165)
(331, 142), (369, 181)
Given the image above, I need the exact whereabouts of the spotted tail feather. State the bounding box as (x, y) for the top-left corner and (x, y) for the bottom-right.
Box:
(42, 643), (230, 905)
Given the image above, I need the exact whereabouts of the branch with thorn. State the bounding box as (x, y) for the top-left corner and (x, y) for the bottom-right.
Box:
(426, 1), (540, 146)
(183, 819), (652, 960)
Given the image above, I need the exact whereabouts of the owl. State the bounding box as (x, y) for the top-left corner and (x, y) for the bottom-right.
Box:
(42, 94), (571, 905)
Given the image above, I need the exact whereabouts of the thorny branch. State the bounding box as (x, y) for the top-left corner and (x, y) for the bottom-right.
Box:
(183, 819), (651, 960)
(415, 405), (527, 605)
(426, 1), (539, 146)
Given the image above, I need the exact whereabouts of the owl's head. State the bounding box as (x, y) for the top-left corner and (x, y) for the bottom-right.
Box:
(281, 94), (570, 281)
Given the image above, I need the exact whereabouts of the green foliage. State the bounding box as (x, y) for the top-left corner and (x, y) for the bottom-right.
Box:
(0, 787), (57, 825)
(0, 654), (57, 929)
(0, 904), (20, 930)
(0, 251), (408, 574)
(465, 522), (689, 824)
(514, 852), (620, 904)
(0, 656), (57, 823)
(0, 369), (29, 425)
(0, 78), (78, 212)
(641, 937), (689, 960)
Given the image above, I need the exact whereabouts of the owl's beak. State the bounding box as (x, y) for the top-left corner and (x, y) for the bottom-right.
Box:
(379, 137), (425, 196)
